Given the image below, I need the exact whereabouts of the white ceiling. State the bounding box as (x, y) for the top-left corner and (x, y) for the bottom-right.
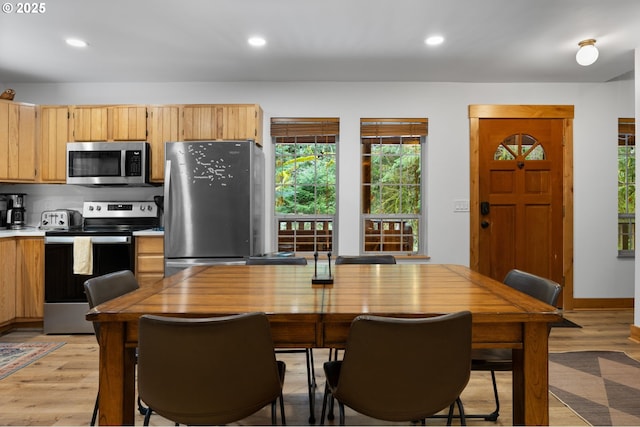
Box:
(1, 0), (639, 84)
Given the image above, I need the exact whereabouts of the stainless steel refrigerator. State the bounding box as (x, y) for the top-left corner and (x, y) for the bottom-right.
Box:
(163, 140), (264, 275)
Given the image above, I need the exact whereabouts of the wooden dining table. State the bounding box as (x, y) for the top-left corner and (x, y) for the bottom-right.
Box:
(86, 263), (561, 426)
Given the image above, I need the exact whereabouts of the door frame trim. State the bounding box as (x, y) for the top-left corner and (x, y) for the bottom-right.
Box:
(469, 105), (575, 309)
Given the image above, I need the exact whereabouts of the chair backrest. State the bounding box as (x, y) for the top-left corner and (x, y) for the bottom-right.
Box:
(246, 256), (308, 265)
(334, 311), (472, 422)
(334, 255), (396, 265)
(503, 269), (562, 306)
(137, 312), (283, 425)
(83, 270), (140, 339)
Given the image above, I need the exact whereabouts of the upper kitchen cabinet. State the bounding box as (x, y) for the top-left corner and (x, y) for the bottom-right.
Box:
(112, 105), (148, 140)
(181, 104), (263, 144)
(70, 105), (147, 141)
(0, 100), (37, 182)
(148, 105), (180, 182)
(39, 105), (70, 183)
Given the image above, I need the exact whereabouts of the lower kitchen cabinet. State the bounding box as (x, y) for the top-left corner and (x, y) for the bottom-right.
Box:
(15, 237), (44, 319)
(135, 236), (164, 286)
(0, 239), (17, 325)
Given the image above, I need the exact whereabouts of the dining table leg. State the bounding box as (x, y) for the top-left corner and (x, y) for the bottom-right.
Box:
(512, 322), (550, 425)
(98, 321), (136, 426)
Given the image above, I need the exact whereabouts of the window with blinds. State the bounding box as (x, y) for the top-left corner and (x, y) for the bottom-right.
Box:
(618, 118), (635, 257)
(361, 118), (427, 254)
(271, 118), (338, 254)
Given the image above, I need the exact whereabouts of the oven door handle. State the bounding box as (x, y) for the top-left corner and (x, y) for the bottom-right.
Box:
(44, 236), (132, 244)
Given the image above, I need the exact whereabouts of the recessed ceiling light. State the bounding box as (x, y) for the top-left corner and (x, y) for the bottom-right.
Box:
(425, 35), (444, 46)
(248, 37), (266, 47)
(65, 38), (88, 48)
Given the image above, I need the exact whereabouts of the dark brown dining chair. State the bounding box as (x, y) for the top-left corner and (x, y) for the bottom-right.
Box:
(245, 256), (317, 423)
(468, 269), (562, 421)
(320, 311), (472, 426)
(334, 255), (396, 265)
(137, 312), (286, 426)
(83, 269), (144, 426)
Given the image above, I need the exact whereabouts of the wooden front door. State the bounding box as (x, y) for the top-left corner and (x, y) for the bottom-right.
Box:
(469, 105), (574, 308)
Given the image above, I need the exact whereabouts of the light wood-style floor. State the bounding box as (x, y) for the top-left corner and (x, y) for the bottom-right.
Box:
(1, 310), (639, 426)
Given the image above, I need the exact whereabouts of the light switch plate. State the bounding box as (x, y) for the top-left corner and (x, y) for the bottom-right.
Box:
(453, 199), (469, 212)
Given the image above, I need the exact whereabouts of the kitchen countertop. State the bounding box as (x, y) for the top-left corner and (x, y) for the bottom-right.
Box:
(133, 229), (164, 236)
(0, 228), (164, 238)
(0, 226), (45, 237)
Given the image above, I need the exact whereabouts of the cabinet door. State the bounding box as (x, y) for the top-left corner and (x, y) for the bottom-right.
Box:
(0, 239), (16, 324)
(40, 106), (70, 182)
(181, 104), (263, 144)
(219, 104), (263, 143)
(16, 237), (44, 319)
(0, 101), (37, 181)
(135, 236), (164, 286)
(71, 106), (108, 141)
(181, 105), (218, 140)
(148, 106), (179, 182)
(112, 105), (147, 140)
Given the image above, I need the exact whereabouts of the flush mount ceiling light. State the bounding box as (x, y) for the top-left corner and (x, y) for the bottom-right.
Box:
(248, 36), (266, 47)
(65, 38), (88, 48)
(425, 35), (444, 46)
(576, 38), (598, 66)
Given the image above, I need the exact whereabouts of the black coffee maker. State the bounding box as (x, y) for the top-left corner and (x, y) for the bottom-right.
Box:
(0, 197), (7, 229)
(2, 193), (27, 229)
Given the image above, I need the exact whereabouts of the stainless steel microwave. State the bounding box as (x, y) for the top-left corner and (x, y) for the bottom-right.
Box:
(66, 142), (150, 185)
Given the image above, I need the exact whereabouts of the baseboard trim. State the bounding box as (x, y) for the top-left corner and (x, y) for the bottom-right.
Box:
(630, 324), (640, 344)
(572, 298), (634, 310)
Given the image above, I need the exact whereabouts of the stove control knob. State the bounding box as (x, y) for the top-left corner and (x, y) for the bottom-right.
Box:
(96, 206), (101, 211)
(140, 205), (145, 211)
(42, 220), (49, 225)
(148, 204), (153, 212)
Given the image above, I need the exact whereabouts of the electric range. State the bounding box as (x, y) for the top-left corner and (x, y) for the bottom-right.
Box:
(43, 201), (159, 334)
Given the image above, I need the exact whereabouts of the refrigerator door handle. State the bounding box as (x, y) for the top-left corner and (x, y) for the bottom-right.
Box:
(163, 159), (171, 241)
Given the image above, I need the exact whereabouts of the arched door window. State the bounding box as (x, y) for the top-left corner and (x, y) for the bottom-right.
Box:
(494, 134), (545, 161)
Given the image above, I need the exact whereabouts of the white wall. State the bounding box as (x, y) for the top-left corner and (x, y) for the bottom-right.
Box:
(3, 80), (635, 299)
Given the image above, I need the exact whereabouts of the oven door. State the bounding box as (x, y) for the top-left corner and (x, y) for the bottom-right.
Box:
(44, 235), (135, 334)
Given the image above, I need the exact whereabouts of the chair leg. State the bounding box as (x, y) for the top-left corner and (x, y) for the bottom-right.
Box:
(280, 392), (287, 425)
(328, 389), (335, 420)
(319, 382), (329, 425)
(90, 392), (99, 426)
(309, 348), (317, 387)
(457, 397), (467, 426)
(445, 398), (466, 426)
(143, 408), (153, 426)
(446, 402), (455, 426)
(138, 396), (149, 415)
(338, 401), (346, 426)
(305, 349), (316, 424)
(458, 370), (501, 421)
(485, 370), (500, 421)
(326, 348), (339, 420)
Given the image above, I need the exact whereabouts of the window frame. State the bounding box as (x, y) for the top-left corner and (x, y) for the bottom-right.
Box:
(271, 118), (339, 255)
(618, 117), (635, 258)
(360, 118), (428, 255)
